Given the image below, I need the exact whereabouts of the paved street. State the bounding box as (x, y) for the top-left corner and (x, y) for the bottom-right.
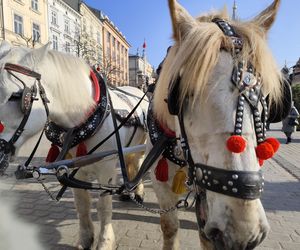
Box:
(0, 123), (299, 250)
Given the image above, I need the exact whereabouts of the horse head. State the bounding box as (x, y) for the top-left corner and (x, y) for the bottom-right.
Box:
(154, 0), (283, 249)
(0, 42), (49, 175)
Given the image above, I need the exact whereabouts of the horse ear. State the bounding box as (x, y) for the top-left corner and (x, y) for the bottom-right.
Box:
(252, 0), (280, 32)
(168, 0), (196, 41)
(0, 41), (11, 58)
(22, 43), (50, 67)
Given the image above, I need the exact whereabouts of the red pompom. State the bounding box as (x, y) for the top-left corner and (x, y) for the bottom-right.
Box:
(265, 137), (280, 153)
(0, 122), (4, 133)
(256, 142), (274, 160)
(76, 142), (87, 157)
(258, 159), (264, 167)
(155, 157), (168, 182)
(46, 144), (60, 163)
(226, 135), (247, 153)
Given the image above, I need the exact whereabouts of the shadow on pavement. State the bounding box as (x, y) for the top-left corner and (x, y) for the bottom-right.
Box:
(262, 181), (300, 212)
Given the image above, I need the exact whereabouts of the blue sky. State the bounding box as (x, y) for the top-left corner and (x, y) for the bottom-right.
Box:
(85, 0), (300, 70)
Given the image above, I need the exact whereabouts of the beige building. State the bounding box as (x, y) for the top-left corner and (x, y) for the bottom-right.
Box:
(78, 2), (102, 66)
(0, 0), (48, 47)
(88, 7), (130, 86)
(101, 17), (130, 86)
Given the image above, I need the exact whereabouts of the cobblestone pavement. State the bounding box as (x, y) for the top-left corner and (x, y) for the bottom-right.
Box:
(0, 123), (299, 250)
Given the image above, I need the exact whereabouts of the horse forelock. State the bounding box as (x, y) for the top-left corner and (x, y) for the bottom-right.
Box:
(153, 9), (282, 126)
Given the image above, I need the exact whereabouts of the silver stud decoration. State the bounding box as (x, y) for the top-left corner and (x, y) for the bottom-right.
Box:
(228, 181), (233, 186)
(232, 174), (238, 180)
(232, 188), (238, 193)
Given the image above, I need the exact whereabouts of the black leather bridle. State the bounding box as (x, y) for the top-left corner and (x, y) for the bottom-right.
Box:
(168, 18), (266, 200)
(0, 63), (49, 174)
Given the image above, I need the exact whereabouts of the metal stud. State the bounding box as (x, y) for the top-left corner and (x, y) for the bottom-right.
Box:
(238, 106), (244, 111)
(202, 180), (206, 184)
(208, 171), (211, 175)
(232, 174), (238, 180)
(213, 179), (219, 184)
(237, 118), (243, 123)
(236, 123), (242, 128)
(228, 181), (233, 186)
(255, 117), (261, 122)
(236, 129), (242, 134)
(237, 112), (243, 117)
(204, 176), (208, 180)
(240, 96), (245, 101)
(207, 182), (211, 187)
(222, 186), (228, 191)
(232, 188), (238, 193)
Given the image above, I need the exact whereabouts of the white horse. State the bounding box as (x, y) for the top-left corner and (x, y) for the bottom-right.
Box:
(0, 41), (148, 249)
(149, 0), (283, 249)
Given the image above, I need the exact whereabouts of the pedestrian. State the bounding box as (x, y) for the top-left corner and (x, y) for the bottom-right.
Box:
(282, 102), (300, 144)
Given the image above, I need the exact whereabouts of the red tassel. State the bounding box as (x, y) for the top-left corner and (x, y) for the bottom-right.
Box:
(256, 142), (274, 160)
(0, 122), (4, 133)
(258, 159), (264, 167)
(226, 135), (247, 153)
(155, 157), (168, 182)
(265, 137), (280, 153)
(76, 142), (87, 157)
(46, 144), (60, 163)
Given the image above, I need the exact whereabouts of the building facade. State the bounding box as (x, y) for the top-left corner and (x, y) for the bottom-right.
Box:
(79, 2), (102, 65)
(101, 16), (130, 86)
(129, 53), (154, 89)
(47, 0), (81, 55)
(291, 58), (300, 85)
(0, 0), (48, 47)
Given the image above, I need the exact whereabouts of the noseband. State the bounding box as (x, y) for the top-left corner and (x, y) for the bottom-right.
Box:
(0, 63), (49, 173)
(169, 19), (267, 200)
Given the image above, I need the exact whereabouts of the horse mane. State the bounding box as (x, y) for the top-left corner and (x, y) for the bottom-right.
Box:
(153, 9), (282, 126)
(39, 51), (96, 127)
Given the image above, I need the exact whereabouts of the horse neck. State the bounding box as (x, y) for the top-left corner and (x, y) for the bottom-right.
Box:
(38, 52), (96, 128)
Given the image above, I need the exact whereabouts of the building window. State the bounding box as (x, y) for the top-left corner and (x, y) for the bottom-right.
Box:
(97, 31), (101, 44)
(64, 19), (70, 33)
(106, 31), (110, 44)
(32, 23), (40, 42)
(82, 19), (86, 32)
(51, 11), (57, 25)
(31, 0), (38, 11)
(65, 41), (70, 53)
(14, 14), (23, 35)
(52, 35), (58, 50)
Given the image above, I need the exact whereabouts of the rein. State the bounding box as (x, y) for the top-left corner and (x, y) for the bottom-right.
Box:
(0, 63), (49, 174)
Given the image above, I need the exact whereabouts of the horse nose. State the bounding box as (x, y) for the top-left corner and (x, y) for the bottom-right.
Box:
(205, 227), (226, 249)
(205, 225), (269, 250)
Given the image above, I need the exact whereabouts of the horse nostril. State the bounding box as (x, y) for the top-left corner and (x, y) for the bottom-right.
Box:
(206, 227), (223, 241)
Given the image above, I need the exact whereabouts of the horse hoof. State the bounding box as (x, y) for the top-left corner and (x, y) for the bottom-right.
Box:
(134, 194), (144, 203)
(118, 193), (131, 202)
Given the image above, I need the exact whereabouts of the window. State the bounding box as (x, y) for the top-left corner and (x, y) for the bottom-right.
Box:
(82, 19), (86, 32)
(64, 19), (70, 33)
(32, 23), (40, 42)
(52, 35), (58, 50)
(97, 31), (101, 44)
(106, 31), (110, 44)
(14, 14), (23, 35)
(51, 11), (57, 25)
(31, 0), (38, 11)
(65, 41), (70, 53)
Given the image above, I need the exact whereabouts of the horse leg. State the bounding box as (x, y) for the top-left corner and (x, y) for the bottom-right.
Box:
(95, 161), (116, 250)
(152, 176), (180, 250)
(73, 171), (94, 249)
(96, 195), (115, 250)
(125, 152), (145, 201)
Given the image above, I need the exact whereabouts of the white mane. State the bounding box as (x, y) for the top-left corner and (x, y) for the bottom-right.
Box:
(0, 44), (96, 127)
